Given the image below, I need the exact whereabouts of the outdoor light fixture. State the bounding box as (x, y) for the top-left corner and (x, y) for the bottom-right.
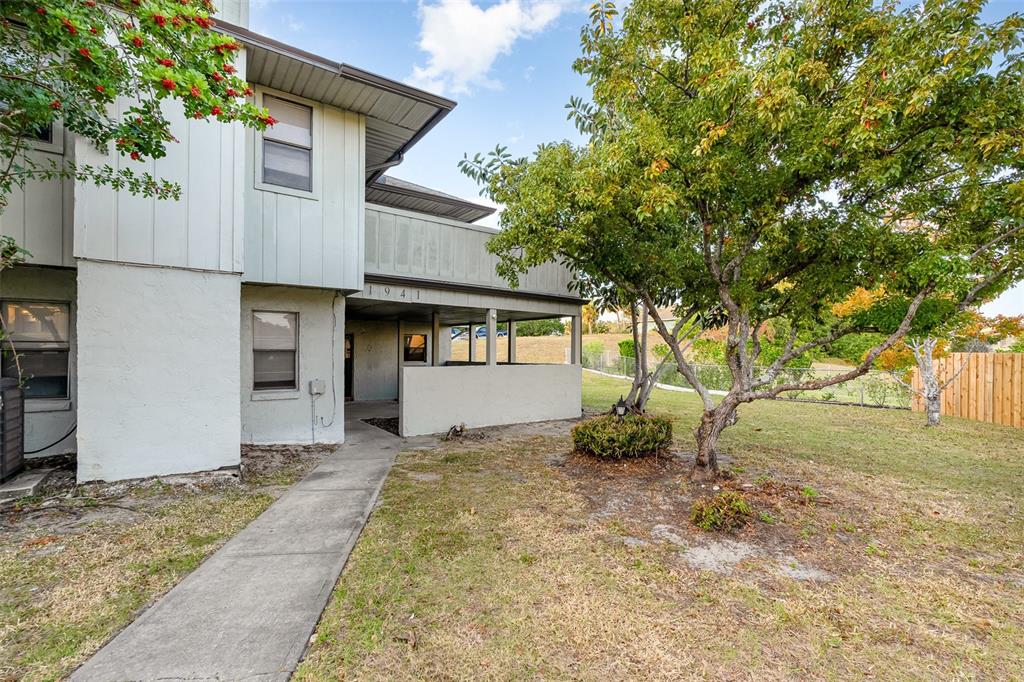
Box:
(614, 395), (628, 418)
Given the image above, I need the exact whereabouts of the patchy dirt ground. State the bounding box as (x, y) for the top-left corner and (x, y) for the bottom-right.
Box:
(1, 443), (332, 682)
(297, 376), (1024, 680)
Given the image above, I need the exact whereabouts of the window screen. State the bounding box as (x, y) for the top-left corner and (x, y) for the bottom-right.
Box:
(0, 301), (71, 399)
(262, 95), (312, 191)
(253, 311), (298, 390)
(404, 334), (427, 363)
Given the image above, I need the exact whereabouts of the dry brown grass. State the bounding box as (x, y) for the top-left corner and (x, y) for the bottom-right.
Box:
(0, 446), (326, 682)
(450, 332), (633, 364)
(295, 373), (1024, 680)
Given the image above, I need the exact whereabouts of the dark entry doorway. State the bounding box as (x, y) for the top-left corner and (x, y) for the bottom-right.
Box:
(344, 333), (353, 401)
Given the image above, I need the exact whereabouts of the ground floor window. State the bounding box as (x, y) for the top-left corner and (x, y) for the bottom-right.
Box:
(0, 300), (71, 399)
(253, 311), (298, 390)
(403, 333), (427, 363)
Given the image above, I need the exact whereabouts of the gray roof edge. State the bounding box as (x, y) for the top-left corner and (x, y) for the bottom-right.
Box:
(372, 177), (496, 221)
(215, 21), (457, 111)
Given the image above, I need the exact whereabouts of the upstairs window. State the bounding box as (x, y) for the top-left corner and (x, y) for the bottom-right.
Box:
(262, 95), (312, 192)
(253, 311), (298, 390)
(0, 301), (71, 399)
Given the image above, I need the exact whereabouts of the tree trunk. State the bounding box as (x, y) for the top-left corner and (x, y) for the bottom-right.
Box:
(692, 400), (737, 480)
(925, 392), (941, 427)
(912, 338), (942, 427)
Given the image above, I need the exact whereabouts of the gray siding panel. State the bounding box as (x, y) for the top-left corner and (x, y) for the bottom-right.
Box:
(242, 94), (364, 290)
(364, 204), (575, 298)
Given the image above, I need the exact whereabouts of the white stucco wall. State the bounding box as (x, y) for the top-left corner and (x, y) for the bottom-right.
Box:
(76, 261), (241, 482)
(0, 265), (77, 457)
(240, 285), (345, 444)
(399, 364), (582, 436)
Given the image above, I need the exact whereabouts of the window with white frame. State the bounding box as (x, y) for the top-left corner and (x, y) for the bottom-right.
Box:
(0, 301), (71, 399)
(253, 311), (298, 390)
(261, 95), (312, 192)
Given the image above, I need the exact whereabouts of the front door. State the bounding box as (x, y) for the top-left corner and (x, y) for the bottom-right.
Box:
(344, 333), (353, 401)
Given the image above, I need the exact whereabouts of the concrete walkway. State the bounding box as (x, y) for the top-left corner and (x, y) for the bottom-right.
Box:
(73, 403), (409, 681)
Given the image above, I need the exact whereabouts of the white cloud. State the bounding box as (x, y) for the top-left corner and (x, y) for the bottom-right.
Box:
(283, 14), (304, 32)
(409, 0), (564, 95)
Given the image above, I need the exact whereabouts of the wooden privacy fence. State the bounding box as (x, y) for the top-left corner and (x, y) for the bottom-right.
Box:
(911, 352), (1024, 428)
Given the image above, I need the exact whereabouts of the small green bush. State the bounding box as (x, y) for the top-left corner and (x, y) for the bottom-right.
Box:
(690, 491), (753, 531)
(618, 339), (636, 357)
(572, 414), (672, 459)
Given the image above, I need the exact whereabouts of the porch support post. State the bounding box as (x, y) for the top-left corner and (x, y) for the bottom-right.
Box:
(468, 323), (476, 362)
(571, 314), (582, 365)
(486, 309), (497, 366)
(508, 320), (517, 364)
(431, 311), (440, 366)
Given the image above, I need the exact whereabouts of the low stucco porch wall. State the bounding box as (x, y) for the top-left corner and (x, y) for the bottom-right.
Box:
(399, 364), (582, 437)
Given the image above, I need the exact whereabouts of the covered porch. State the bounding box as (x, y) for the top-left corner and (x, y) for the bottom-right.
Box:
(345, 280), (584, 437)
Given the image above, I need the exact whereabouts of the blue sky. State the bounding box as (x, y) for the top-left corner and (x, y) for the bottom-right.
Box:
(249, 0), (1021, 316)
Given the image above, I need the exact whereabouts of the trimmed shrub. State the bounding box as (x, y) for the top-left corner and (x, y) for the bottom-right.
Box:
(572, 414), (672, 459)
(690, 491), (753, 531)
(516, 319), (565, 336)
(618, 339), (636, 357)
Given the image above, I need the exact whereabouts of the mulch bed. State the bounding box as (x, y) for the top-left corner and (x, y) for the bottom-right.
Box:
(362, 417), (400, 436)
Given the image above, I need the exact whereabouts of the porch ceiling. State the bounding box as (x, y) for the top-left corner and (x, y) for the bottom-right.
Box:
(344, 299), (561, 325)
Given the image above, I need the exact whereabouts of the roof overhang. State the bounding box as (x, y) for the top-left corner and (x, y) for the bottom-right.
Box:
(367, 176), (496, 223)
(216, 22), (455, 185)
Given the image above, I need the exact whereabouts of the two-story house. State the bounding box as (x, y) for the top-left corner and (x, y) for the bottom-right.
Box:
(0, 3), (583, 482)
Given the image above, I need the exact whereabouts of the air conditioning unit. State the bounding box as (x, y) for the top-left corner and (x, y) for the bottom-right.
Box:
(0, 378), (25, 483)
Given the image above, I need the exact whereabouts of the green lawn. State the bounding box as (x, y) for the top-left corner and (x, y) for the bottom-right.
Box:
(297, 372), (1024, 680)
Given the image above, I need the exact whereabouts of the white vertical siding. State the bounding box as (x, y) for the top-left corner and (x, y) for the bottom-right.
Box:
(72, 96), (246, 274)
(364, 204), (575, 298)
(0, 144), (73, 268)
(242, 96), (364, 290)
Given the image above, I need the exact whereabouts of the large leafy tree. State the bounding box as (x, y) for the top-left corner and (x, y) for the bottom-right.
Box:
(463, 0), (1024, 479)
(0, 0), (269, 217)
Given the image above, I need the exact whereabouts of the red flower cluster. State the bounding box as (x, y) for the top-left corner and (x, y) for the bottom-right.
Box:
(212, 71), (223, 82)
(243, 86), (253, 96)
(262, 114), (277, 126)
(62, 18), (77, 35)
(35, 7), (45, 15)
(50, 99), (61, 109)
(223, 64), (235, 74)
(95, 85), (105, 93)
(78, 47), (92, 60)
(211, 41), (241, 55)
(193, 16), (215, 29)
(153, 14), (166, 27)
(130, 151), (141, 160)
(171, 16), (184, 27)
(211, 106), (222, 115)
(158, 58), (174, 67)
(161, 78), (176, 91)
(226, 88), (238, 97)
(90, 26), (98, 34)
(132, 36), (144, 47)
(190, 85), (201, 97)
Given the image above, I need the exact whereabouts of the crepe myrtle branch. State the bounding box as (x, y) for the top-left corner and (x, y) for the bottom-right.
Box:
(640, 291), (716, 410)
(888, 338), (971, 397)
(747, 284), (934, 400)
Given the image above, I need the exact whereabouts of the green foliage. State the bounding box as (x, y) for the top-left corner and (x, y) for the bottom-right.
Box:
(830, 334), (887, 365)
(0, 0), (270, 210)
(515, 319), (565, 337)
(690, 491), (753, 531)
(461, 0), (1024, 414)
(652, 343), (669, 358)
(571, 414), (672, 459)
(618, 339), (635, 357)
(1008, 338), (1024, 353)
